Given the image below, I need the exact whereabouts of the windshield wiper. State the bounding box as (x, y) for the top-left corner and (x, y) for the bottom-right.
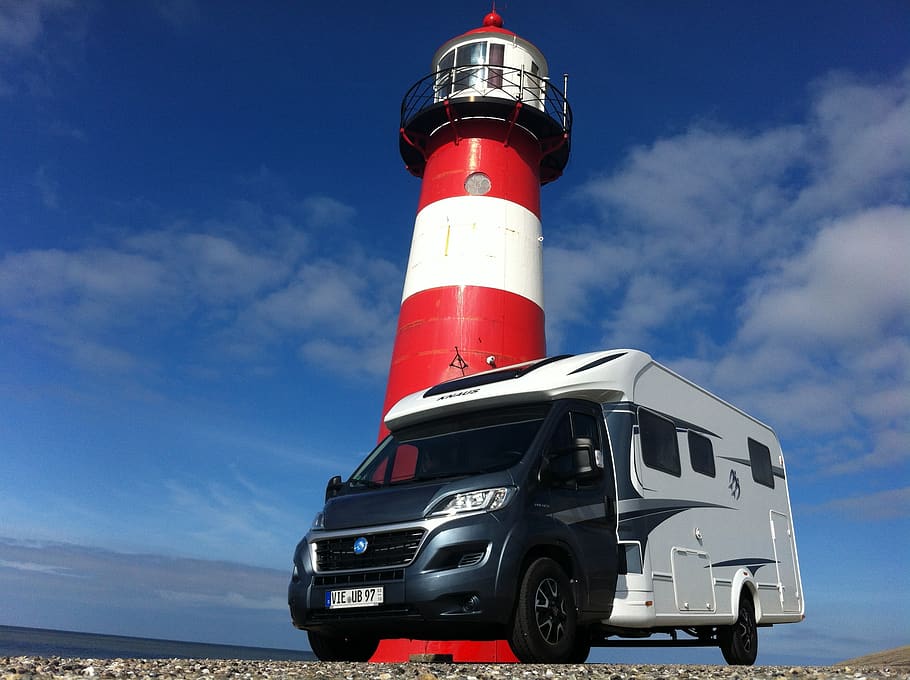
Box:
(349, 479), (384, 488)
(410, 472), (469, 483)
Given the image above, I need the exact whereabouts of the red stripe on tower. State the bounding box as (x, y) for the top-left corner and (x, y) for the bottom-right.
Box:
(373, 9), (572, 663)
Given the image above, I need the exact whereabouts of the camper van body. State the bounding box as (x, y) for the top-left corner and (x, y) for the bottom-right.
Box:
(289, 350), (804, 664)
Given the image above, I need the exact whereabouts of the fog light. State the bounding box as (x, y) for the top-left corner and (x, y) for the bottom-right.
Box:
(462, 595), (481, 613)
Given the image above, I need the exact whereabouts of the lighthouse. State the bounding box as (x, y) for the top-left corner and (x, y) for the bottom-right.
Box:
(379, 9), (571, 435)
(374, 9), (572, 662)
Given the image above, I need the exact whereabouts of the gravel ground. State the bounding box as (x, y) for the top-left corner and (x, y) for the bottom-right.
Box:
(3, 658), (908, 680)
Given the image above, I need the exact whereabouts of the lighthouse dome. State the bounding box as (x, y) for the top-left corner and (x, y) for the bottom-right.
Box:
(430, 13), (550, 111)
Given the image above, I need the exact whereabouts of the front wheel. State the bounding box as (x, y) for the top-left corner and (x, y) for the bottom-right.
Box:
(568, 625), (591, 663)
(307, 630), (379, 661)
(719, 595), (758, 665)
(509, 557), (578, 663)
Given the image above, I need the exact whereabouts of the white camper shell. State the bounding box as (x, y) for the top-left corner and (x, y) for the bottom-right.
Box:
(387, 349), (805, 653)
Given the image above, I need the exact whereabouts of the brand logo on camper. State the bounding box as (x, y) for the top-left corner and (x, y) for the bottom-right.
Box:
(353, 537), (369, 555)
(728, 470), (741, 500)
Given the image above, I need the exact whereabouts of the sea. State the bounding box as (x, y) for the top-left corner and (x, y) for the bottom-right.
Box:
(0, 625), (315, 661)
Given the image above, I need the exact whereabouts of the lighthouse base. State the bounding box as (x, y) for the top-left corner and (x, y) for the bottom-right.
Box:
(370, 639), (518, 663)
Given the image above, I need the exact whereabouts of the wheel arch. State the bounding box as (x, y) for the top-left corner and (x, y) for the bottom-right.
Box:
(730, 570), (762, 622)
(519, 542), (577, 581)
(511, 541), (583, 608)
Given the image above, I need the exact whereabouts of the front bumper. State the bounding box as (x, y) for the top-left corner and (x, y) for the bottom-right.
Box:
(288, 512), (519, 640)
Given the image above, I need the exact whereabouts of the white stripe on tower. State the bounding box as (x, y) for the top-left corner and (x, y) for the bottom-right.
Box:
(402, 196), (543, 306)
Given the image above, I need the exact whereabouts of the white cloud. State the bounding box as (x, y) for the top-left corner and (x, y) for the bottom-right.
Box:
(160, 469), (309, 568)
(152, 0), (200, 29)
(0, 538), (297, 646)
(0, 558), (78, 577)
(300, 195), (357, 229)
(33, 165), (58, 208)
(551, 62), (910, 478)
(602, 274), (708, 348)
(819, 486), (910, 521)
(0, 200), (400, 379)
(739, 206), (910, 348)
(0, 247), (171, 328)
(246, 252), (399, 377)
(580, 125), (807, 264)
(0, 0), (71, 52)
(0, 0), (84, 99)
(157, 589), (286, 611)
(791, 66), (910, 218)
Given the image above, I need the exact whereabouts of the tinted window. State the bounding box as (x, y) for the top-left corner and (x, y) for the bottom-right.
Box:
(436, 50), (455, 99)
(488, 43), (504, 89)
(639, 409), (681, 477)
(453, 41), (487, 91)
(748, 438), (775, 488)
(350, 405), (550, 488)
(546, 413), (574, 480)
(688, 431), (716, 477)
(572, 412), (599, 441)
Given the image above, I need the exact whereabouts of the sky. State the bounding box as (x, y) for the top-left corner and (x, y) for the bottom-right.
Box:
(0, 0), (908, 666)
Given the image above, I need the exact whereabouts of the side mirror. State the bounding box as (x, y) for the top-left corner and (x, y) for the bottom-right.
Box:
(537, 456), (552, 485)
(325, 475), (343, 501)
(571, 438), (603, 481)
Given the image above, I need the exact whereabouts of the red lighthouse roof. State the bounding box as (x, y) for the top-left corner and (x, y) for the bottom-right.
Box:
(461, 9), (516, 37)
(483, 10), (503, 27)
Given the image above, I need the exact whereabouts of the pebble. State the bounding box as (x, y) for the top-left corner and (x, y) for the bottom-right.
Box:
(0, 657), (907, 680)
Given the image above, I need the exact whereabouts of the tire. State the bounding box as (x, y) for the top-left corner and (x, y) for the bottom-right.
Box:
(509, 557), (578, 663)
(719, 595), (758, 665)
(307, 630), (379, 661)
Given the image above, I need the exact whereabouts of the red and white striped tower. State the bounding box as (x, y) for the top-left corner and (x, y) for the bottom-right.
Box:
(380, 9), (571, 438)
(373, 10), (572, 663)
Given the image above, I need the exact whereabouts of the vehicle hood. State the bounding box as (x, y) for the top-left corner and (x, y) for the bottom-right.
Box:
(321, 470), (516, 531)
(322, 482), (450, 530)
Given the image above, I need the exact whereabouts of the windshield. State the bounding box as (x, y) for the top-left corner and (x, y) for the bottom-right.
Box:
(349, 404), (551, 488)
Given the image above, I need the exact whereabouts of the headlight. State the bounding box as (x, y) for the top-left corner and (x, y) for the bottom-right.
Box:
(311, 511), (325, 530)
(427, 487), (515, 517)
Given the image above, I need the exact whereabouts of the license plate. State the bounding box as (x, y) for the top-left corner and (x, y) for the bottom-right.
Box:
(325, 586), (384, 609)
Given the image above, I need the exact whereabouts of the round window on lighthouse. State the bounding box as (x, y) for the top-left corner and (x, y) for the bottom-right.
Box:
(465, 172), (492, 195)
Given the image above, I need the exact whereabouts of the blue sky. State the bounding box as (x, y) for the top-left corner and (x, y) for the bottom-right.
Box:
(1, 0), (908, 665)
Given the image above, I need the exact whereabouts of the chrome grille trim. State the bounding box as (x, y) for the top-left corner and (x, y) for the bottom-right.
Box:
(314, 528), (425, 571)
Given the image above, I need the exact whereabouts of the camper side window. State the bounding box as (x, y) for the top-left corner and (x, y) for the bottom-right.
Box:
(638, 408), (681, 477)
(688, 431), (716, 477)
(748, 438), (775, 488)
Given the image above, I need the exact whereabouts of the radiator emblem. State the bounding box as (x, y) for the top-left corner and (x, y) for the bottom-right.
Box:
(353, 537), (369, 555)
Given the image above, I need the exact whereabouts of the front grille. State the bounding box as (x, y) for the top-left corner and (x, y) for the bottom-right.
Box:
(315, 529), (425, 571)
(314, 569), (404, 587)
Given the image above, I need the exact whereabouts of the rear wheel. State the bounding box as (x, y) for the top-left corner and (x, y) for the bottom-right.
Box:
(719, 595), (758, 665)
(509, 557), (578, 663)
(307, 630), (379, 661)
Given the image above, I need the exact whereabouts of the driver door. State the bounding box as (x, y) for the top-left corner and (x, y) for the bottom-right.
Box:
(543, 401), (618, 613)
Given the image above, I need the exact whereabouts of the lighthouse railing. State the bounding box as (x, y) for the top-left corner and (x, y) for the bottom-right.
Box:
(400, 65), (573, 138)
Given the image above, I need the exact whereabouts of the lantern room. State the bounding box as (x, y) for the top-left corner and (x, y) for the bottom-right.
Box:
(399, 10), (572, 185)
(431, 11), (549, 109)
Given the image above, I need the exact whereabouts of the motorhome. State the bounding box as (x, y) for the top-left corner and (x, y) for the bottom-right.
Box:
(288, 349), (804, 664)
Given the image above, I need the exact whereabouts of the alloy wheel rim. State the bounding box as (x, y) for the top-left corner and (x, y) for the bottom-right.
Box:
(534, 577), (567, 644)
(736, 607), (755, 653)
